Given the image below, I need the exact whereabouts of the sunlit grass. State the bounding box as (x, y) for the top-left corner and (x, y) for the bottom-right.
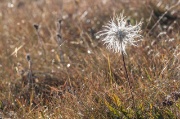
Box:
(0, 0), (179, 118)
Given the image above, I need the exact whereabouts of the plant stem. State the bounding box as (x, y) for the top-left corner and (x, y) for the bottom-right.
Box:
(121, 51), (136, 110)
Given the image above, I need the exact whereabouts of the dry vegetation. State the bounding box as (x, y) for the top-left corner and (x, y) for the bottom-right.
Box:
(0, 0), (180, 118)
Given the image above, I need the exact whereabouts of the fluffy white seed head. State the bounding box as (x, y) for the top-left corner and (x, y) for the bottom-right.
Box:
(97, 13), (142, 54)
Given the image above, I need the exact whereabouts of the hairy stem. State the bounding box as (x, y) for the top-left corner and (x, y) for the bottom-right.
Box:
(121, 51), (136, 110)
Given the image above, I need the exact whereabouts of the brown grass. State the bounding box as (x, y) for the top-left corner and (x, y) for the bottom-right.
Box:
(0, 0), (180, 118)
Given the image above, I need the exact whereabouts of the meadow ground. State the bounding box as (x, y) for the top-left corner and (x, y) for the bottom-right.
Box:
(0, 0), (180, 118)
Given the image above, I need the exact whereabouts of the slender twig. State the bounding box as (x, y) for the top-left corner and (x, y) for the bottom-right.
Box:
(26, 54), (33, 88)
(121, 51), (136, 110)
(34, 24), (46, 58)
(58, 19), (62, 34)
(56, 20), (65, 63)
